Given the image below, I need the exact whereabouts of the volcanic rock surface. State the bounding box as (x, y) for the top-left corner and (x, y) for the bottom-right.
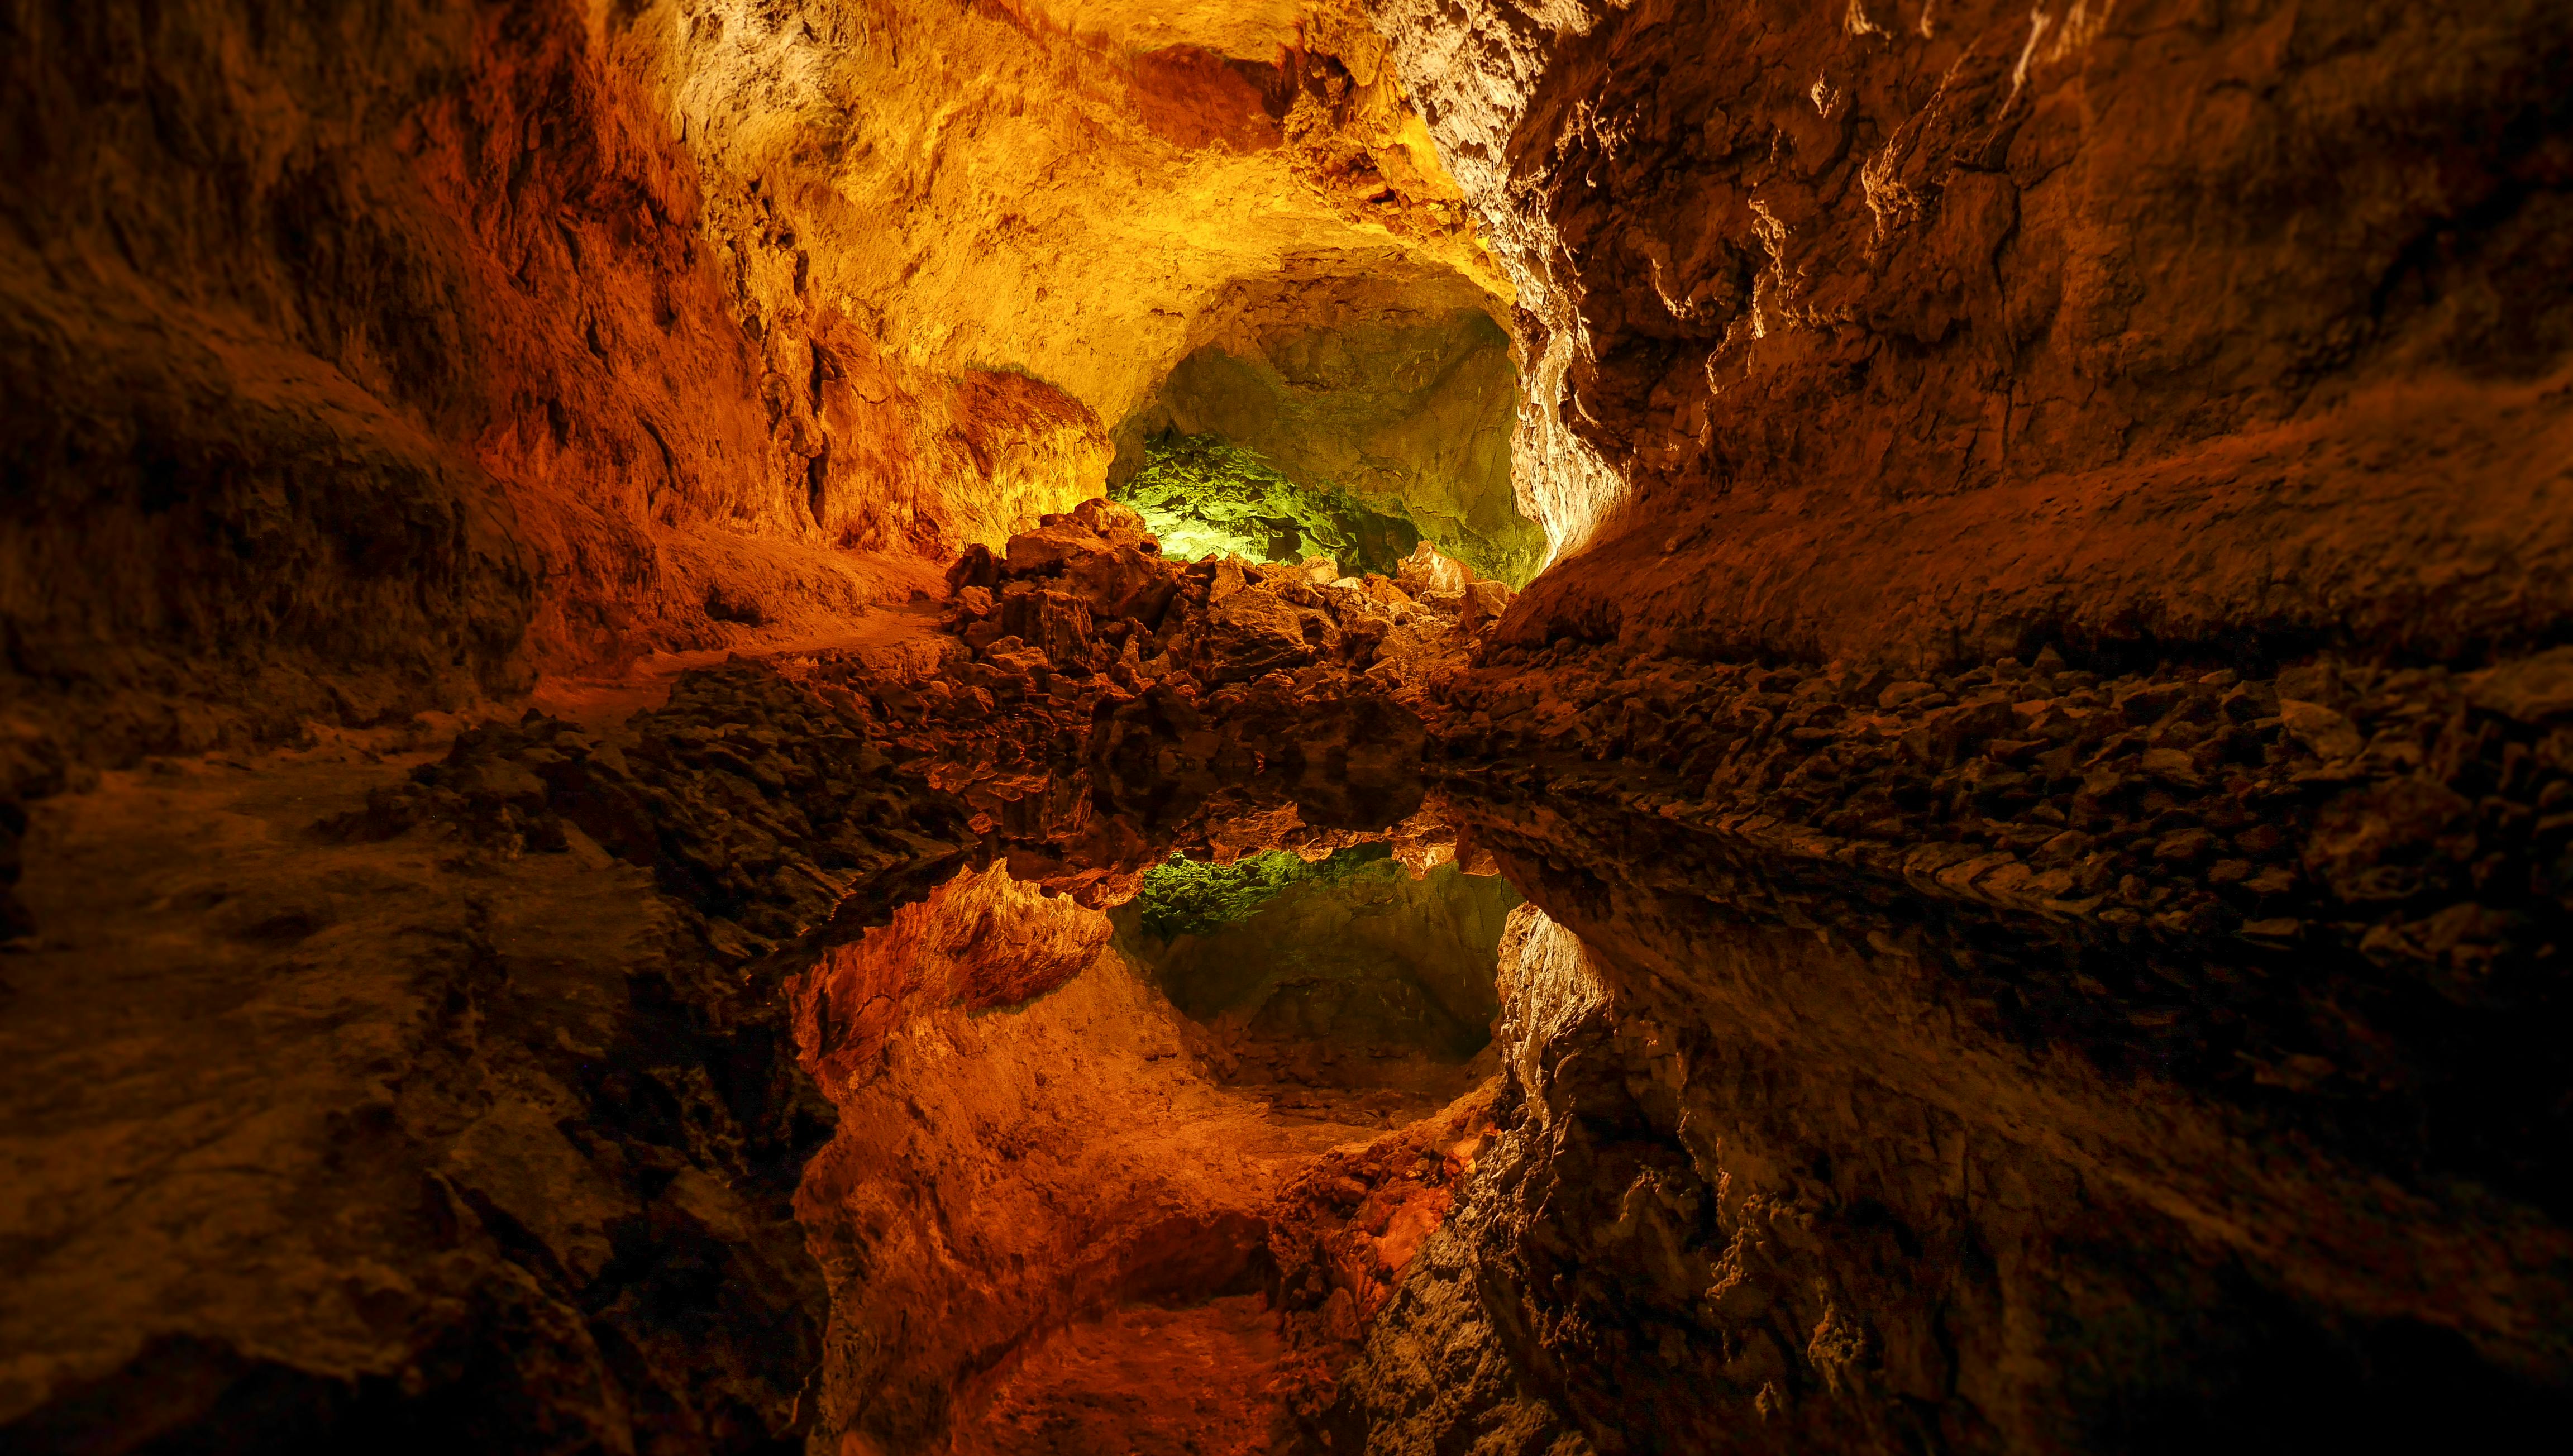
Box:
(1372, 0), (2573, 665)
(7, 1), (2573, 1455)
(0, 0), (1502, 775)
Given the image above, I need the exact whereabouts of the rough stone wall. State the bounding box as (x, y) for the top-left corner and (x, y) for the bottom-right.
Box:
(1369, 0), (2573, 666)
(1255, 4), (2573, 1444)
(0, 662), (995, 1453)
(0, 0), (1504, 780)
(666, 0), (1506, 474)
(2, 0), (543, 766)
(0, 0), (934, 769)
(1343, 836), (2572, 1452)
(16, 2), (2573, 1452)
(1310, 641), (2573, 1446)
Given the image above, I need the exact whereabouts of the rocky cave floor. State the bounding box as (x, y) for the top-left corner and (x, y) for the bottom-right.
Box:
(9, 501), (2573, 1453)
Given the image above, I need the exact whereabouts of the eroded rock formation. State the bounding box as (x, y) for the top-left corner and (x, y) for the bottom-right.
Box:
(1373, 0), (2573, 664)
(8, 0), (2573, 1453)
(0, 0), (1510, 776)
(1113, 847), (1518, 1109)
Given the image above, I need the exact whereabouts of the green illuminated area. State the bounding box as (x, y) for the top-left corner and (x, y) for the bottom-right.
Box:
(1105, 292), (1549, 584)
(1111, 432), (1421, 577)
(1111, 844), (1522, 1090)
(1123, 843), (1404, 943)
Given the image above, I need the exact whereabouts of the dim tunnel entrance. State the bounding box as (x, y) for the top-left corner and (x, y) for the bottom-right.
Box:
(885, 271), (1546, 1450)
(1108, 278), (1544, 587)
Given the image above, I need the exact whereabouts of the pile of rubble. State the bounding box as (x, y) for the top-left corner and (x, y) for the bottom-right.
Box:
(328, 501), (1520, 948)
(903, 500), (1509, 890)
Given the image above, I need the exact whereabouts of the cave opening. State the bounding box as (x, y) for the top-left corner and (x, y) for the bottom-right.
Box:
(1114, 430), (1425, 577)
(1109, 276), (1544, 586)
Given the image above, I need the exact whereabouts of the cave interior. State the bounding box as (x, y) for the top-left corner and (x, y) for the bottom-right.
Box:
(6, 2), (2573, 1454)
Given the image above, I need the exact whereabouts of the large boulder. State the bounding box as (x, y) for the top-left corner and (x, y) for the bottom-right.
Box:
(1199, 588), (1326, 684)
(1395, 541), (1471, 600)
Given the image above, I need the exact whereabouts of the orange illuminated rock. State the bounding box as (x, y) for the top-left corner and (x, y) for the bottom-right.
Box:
(1393, 541), (1470, 600)
(6, 1), (2573, 1454)
(0, 0), (1503, 772)
(794, 864), (1109, 1096)
(1374, 0), (2573, 669)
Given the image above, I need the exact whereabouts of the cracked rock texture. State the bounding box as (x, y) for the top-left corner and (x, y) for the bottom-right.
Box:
(1263, 2), (2573, 1444)
(9, 0), (2573, 1453)
(1372, 0), (2573, 665)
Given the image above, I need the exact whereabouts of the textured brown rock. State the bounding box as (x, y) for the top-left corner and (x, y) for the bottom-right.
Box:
(1252, 10), (2573, 1431)
(8, 0), (2573, 1452)
(0, 743), (852, 1451)
(1372, 0), (2573, 668)
(1290, 631), (2573, 1449)
(0, 0), (1506, 777)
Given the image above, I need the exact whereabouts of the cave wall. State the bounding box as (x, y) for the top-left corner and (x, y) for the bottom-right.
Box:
(1305, 1), (2573, 1447)
(1336, 828), (2573, 1452)
(15, 0), (2573, 1451)
(660, 0), (1515, 569)
(1371, 0), (2573, 667)
(790, 861), (1449, 1453)
(792, 866), (1269, 1450)
(0, 677), (958, 1454)
(0, 0), (954, 772)
(0, 0), (1506, 782)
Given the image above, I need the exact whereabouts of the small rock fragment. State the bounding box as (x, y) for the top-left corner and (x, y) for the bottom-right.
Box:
(2279, 699), (2365, 760)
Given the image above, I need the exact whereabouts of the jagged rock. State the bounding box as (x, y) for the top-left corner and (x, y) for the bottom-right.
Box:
(1003, 521), (1115, 578)
(1457, 579), (1512, 632)
(1395, 541), (1470, 599)
(2280, 699), (2367, 761)
(1201, 589), (1324, 684)
(8, 0), (2573, 1451)
(2469, 646), (2573, 721)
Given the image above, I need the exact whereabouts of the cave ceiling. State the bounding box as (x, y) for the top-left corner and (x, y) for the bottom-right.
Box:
(662, 0), (1504, 444)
